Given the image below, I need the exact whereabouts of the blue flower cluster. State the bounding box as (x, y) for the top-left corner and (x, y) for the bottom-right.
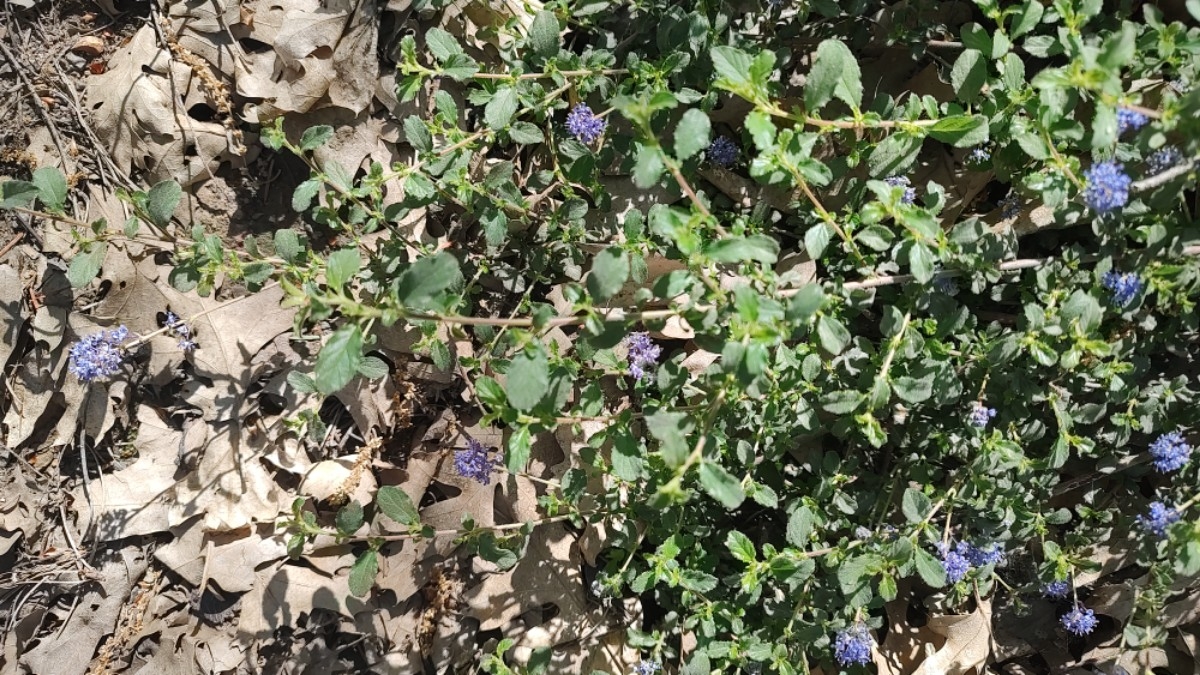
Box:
(706, 136), (739, 168)
(1082, 161), (1132, 214)
(1043, 580), (1071, 599)
(1060, 604), (1099, 636)
(833, 623), (874, 667)
(1116, 107), (1149, 135)
(884, 175), (917, 205)
(969, 403), (996, 428)
(626, 332), (662, 381)
(632, 659), (661, 675)
(1149, 430), (1192, 473)
(939, 540), (1005, 582)
(1100, 270), (1142, 307)
(965, 147), (990, 166)
(939, 542), (972, 583)
(566, 104), (606, 144)
(1137, 501), (1180, 537)
(1146, 146), (1183, 175)
(164, 311), (197, 351)
(454, 438), (500, 485)
(68, 325), (130, 383)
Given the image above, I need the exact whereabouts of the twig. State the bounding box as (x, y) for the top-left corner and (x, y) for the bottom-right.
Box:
(1132, 158), (1198, 192)
(0, 38), (71, 169)
(0, 231), (24, 259)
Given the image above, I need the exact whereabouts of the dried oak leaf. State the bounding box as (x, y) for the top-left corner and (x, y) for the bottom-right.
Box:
(85, 25), (238, 186)
(875, 596), (992, 675)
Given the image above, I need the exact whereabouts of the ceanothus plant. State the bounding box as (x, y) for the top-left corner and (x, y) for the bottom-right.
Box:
(5, 0), (1200, 672)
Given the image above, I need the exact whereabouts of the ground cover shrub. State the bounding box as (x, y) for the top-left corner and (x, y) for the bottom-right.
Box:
(5, 0), (1200, 671)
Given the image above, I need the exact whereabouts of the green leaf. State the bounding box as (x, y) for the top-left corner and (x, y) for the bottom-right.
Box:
(950, 49), (987, 103)
(376, 485), (420, 525)
(587, 247), (629, 300)
(403, 116), (432, 153)
(485, 87), (519, 130)
(928, 115), (989, 147)
(786, 285), (826, 323)
(915, 548), (947, 587)
(503, 425), (531, 474)
(745, 110), (776, 150)
(357, 355), (390, 379)
(725, 530), (756, 563)
(527, 10), (560, 58)
(893, 375), (933, 403)
(707, 234), (779, 265)
(804, 223), (832, 259)
(673, 109), (711, 160)
(632, 143), (665, 188)
(806, 40), (861, 111)
(299, 125), (334, 151)
(347, 550), (378, 597)
(786, 505), (815, 546)
(314, 324), (363, 394)
(287, 370), (317, 393)
(907, 242), (935, 283)
(506, 347), (549, 411)
(425, 27), (461, 61)
(869, 132), (923, 177)
(508, 121), (544, 145)
(816, 315), (851, 355)
(67, 245), (106, 289)
(1010, 0), (1044, 38)
(710, 46), (754, 93)
(700, 463), (745, 509)
(325, 248), (360, 292)
(274, 229), (302, 262)
(440, 53), (479, 81)
(646, 410), (693, 467)
(336, 500), (365, 534)
(146, 180), (182, 228)
(0, 180), (39, 208)
(122, 216), (140, 239)
(291, 179), (321, 212)
(32, 167), (67, 212)
(902, 488), (932, 523)
(394, 252), (460, 309)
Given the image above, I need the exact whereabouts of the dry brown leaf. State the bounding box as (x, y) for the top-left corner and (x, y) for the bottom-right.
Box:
(154, 519), (288, 592)
(236, 560), (382, 639)
(463, 522), (608, 645)
(167, 419), (286, 532)
(73, 404), (181, 539)
(86, 26), (239, 186)
(876, 595), (992, 675)
(0, 264), (23, 377)
(236, 0), (378, 118)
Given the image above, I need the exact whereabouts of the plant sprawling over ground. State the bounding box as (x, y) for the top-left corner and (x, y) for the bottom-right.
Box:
(5, 0), (1200, 672)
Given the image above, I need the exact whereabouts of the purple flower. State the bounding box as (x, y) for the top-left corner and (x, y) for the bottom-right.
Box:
(965, 147), (991, 166)
(706, 136), (739, 168)
(1061, 604), (1099, 636)
(964, 542), (1005, 567)
(164, 310), (197, 351)
(454, 438), (500, 485)
(1149, 430), (1191, 473)
(939, 542), (972, 583)
(632, 660), (661, 675)
(1043, 580), (1071, 599)
(626, 332), (662, 381)
(566, 103), (606, 144)
(884, 175), (917, 205)
(1146, 146), (1184, 175)
(68, 325), (130, 383)
(833, 623), (874, 667)
(1101, 270), (1142, 307)
(1083, 161), (1132, 214)
(1137, 501), (1180, 537)
(1116, 107), (1149, 135)
(969, 403), (997, 428)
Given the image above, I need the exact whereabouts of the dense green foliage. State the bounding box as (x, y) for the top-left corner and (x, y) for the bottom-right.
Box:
(7, 0), (1200, 672)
